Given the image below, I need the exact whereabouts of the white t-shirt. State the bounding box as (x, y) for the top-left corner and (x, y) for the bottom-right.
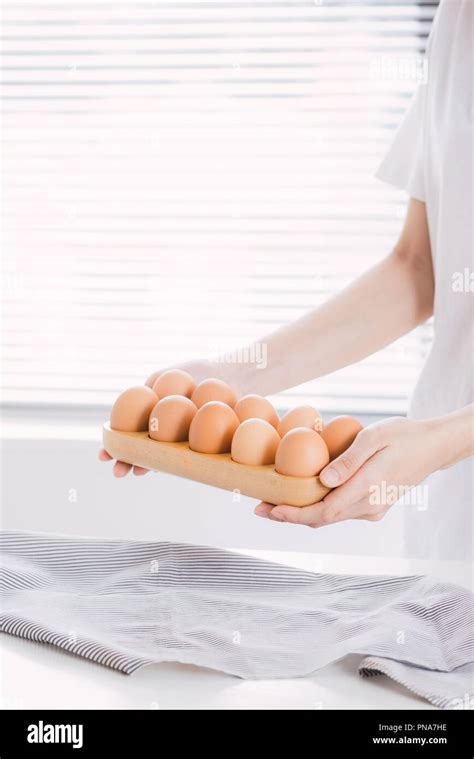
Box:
(376, 0), (473, 560)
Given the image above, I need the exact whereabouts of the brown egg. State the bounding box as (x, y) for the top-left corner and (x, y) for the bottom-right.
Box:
(191, 378), (237, 409)
(277, 405), (323, 438)
(234, 394), (279, 429)
(275, 427), (329, 477)
(189, 401), (239, 454)
(231, 418), (281, 466)
(149, 395), (197, 442)
(152, 369), (196, 399)
(110, 386), (158, 432)
(321, 416), (363, 459)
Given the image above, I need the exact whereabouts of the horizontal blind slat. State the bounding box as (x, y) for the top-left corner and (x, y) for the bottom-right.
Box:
(1, 0), (437, 414)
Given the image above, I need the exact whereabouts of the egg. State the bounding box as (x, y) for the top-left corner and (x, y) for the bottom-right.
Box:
(277, 405), (323, 437)
(189, 401), (240, 454)
(152, 369), (196, 399)
(110, 386), (158, 432)
(233, 394), (279, 429)
(191, 378), (237, 409)
(231, 418), (281, 466)
(321, 416), (363, 459)
(148, 395), (197, 442)
(275, 427), (329, 477)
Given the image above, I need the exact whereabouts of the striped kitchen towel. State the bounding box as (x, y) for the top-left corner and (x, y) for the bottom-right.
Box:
(1, 531), (473, 709)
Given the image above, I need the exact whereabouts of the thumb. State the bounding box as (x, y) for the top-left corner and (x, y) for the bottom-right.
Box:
(320, 428), (379, 487)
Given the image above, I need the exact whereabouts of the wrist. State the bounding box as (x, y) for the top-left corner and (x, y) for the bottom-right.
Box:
(208, 356), (257, 397)
(423, 406), (474, 470)
(420, 417), (452, 471)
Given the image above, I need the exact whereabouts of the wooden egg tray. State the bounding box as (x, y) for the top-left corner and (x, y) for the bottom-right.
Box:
(103, 423), (330, 507)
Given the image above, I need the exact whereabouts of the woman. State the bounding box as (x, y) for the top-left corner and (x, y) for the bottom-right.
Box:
(101, 0), (473, 560)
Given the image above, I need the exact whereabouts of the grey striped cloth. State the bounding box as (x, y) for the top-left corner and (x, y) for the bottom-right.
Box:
(1, 531), (473, 709)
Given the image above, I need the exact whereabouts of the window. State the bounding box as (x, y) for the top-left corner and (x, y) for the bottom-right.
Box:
(1, 0), (438, 414)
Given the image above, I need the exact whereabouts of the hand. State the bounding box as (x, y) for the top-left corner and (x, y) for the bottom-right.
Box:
(98, 448), (150, 478)
(255, 416), (447, 527)
(99, 357), (247, 477)
(143, 358), (223, 391)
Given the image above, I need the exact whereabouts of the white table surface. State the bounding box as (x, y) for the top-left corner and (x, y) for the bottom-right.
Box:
(1, 549), (471, 711)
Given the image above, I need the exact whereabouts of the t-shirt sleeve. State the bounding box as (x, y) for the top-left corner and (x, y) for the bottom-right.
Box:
(375, 82), (427, 202)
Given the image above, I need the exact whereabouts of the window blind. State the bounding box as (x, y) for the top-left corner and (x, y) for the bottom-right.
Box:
(1, 0), (438, 414)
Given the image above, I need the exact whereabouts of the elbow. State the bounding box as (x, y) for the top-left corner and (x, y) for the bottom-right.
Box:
(391, 244), (435, 323)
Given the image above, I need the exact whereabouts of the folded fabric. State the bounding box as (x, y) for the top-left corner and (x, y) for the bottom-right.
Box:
(1, 531), (473, 709)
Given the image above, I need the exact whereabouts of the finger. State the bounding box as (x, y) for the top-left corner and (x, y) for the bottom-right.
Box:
(321, 453), (384, 512)
(319, 498), (385, 523)
(271, 481), (384, 527)
(145, 370), (161, 388)
(254, 503), (286, 521)
(360, 507), (389, 522)
(320, 427), (381, 488)
(255, 502), (272, 517)
(113, 460), (133, 477)
(347, 498), (389, 522)
(98, 448), (113, 461)
(269, 502), (333, 527)
(331, 498), (377, 521)
(133, 465), (150, 476)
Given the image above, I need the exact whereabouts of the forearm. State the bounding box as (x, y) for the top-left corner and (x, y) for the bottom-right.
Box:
(234, 248), (434, 396)
(429, 404), (474, 470)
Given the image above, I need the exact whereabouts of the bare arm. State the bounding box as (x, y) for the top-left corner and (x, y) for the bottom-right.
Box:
(102, 199), (435, 477)
(234, 199), (434, 396)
